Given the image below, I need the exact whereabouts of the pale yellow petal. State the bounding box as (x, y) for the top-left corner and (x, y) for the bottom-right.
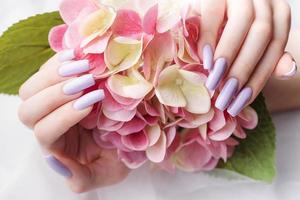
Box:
(107, 69), (153, 99)
(146, 124), (161, 146)
(146, 132), (167, 163)
(105, 36), (143, 72)
(79, 7), (116, 37)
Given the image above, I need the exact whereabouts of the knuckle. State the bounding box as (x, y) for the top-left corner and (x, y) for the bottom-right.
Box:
(33, 123), (48, 146)
(254, 22), (273, 37)
(69, 183), (89, 194)
(18, 103), (32, 127)
(18, 83), (29, 101)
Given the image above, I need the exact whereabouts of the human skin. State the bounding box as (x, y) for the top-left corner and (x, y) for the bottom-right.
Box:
(264, 28), (300, 112)
(17, 0), (297, 193)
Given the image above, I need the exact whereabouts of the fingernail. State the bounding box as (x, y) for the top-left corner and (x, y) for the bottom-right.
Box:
(58, 49), (75, 62)
(203, 44), (213, 70)
(205, 58), (227, 91)
(73, 90), (105, 110)
(63, 74), (95, 95)
(227, 87), (253, 117)
(281, 61), (297, 80)
(59, 60), (90, 77)
(45, 155), (72, 178)
(215, 78), (239, 111)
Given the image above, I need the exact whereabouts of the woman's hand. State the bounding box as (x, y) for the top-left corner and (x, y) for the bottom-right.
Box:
(18, 52), (130, 193)
(198, 0), (294, 116)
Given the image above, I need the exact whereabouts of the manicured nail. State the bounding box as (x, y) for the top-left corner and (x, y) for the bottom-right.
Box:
(58, 49), (75, 62)
(59, 60), (90, 77)
(205, 58), (227, 91)
(63, 74), (95, 95)
(227, 87), (253, 117)
(281, 61), (297, 80)
(215, 78), (239, 111)
(73, 90), (105, 110)
(45, 155), (72, 178)
(203, 44), (213, 70)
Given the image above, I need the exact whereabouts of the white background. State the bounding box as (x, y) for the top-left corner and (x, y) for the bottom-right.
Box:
(0, 1), (300, 200)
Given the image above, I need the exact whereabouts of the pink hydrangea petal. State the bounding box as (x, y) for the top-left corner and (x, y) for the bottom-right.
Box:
(174, 141), (212, 172)
(111, 9), (142, 37)
(86, 54), (107, 75)
(237, 106), (258, 130)
(178, 109), (214, 128)
(166, 126), (176, 147)
(59, 0), (96, 24)
(103, 107), (137, 122)
(201, 158), (219, 171)
(145, 124), (161, 146)
(63, 22), (83, 49)
(209, 108), (226, 131)
(83, 31), (112, 54)
(209, 118), (237, 141)
(233, 125), (247, 139)
(117, 117), (146, 136)
(144, 101), (160, 116)
(102, 90), (124, 112)
(199, 124), (208, 140)
(48, 24), (68, 52)
(101, 132), (131, 151)
(118, 150), (148, 169)
(97, 112), (125, 131)
(146, 132), (167, 163)
(143, 4), (158, 35)
(121, 131), (149, 151)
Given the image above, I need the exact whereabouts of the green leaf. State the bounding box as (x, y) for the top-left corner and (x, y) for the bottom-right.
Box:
(218, 94), (276, 182)
(0, 11), (63, 95)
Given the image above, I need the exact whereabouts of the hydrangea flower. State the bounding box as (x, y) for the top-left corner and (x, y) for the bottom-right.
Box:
(49, 0), (258, 172)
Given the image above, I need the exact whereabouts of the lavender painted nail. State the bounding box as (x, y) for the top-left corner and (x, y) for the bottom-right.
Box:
(73, 90), (105, 110)
(203, 44), (213, 70)
(227, 87), (253, 117)
(63, 74), (95, 95)
(58, 49), (75, 62)
(59, 60), (90, 77)
(205, 58), (227, 91)
(281, 61), (298, 80)
(45, 155), (72, 178)
(215, 78), (239, 111)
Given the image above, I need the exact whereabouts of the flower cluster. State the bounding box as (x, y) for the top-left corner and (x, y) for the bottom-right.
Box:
(49, 0), (258, 172)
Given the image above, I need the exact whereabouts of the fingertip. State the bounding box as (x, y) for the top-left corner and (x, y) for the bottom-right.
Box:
(273, 52), (298, 80)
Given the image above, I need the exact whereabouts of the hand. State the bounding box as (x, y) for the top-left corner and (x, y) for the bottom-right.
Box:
(198, 0), (295, 116)
(18, 51), (130, 193)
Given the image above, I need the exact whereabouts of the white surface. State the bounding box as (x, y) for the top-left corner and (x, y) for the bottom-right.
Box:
(0, 1), (300, 200)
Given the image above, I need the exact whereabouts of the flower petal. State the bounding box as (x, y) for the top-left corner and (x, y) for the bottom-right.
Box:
(103, 107), (136, 122)
(146, 131), (167, 163)
(209, 109), (226, 131)
(79, 7), (116, 37)
(237, 106), (258, 130)
(117, 117), (146, 136)
(145, 124), (161, 146)
(121, 131), (149, 151)
(49, 24), (68, 52)
(105, 36), (143, 73)
(118, 150), (147, 169)
(107, 69), (153, 99)
(209, 118), (237, 141)
(111, 9), (142, 37)
(143, 4), (158, 35)
(83, 31), (112, 54)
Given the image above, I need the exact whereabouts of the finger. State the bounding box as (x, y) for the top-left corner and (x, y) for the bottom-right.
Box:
(34, 89), (105, 147)
(227, 0), (291, 117)
(198, 0), (226, 70)
(213, 0), (273, 110)
(19, 49), (90, 100)
(18, 74), (96, 128)
(273, 52), (297, 80)
(213, 0), (254, 71)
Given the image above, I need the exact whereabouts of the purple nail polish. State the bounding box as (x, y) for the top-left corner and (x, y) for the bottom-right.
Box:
(203, 44), (213, 70)
(45, 155), (72, 178)
(73, 90), (105, 110)
(227, 87), (253, 117)
(63, 74), (95, 95)
(58, 49), (75, 62)
(215, 78), (239, 111)
(59, 60), (90, 77)
(281, 61), (297, 79)
(205, 58), (227, 91)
